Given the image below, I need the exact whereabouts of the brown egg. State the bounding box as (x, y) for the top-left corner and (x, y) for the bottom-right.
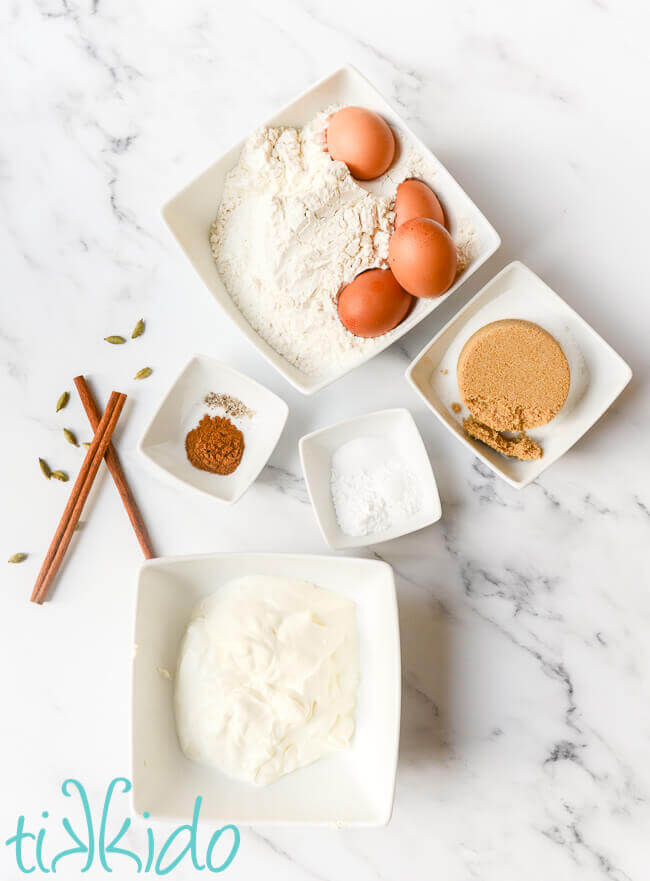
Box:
(326, 106), (395, 180)
(337, 268), (412, 338)
(395, 179), (446, 229)
(388, 218), (457, 298)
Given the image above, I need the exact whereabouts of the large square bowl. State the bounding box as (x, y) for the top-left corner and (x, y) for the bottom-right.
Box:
(131, 553), (400, 826)
(406, 262), (632, 488)
(162, 64), (500, 394)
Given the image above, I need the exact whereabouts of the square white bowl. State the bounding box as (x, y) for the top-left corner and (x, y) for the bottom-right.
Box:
(299, 408), (441, 549)
(138, 355), (288, 503)
(406, 261), (632, 488)
(131, 552), (400, 826)
(162, 64), (500, 395)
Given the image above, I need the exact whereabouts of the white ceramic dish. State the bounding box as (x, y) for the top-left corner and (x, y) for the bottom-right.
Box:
(300, 408), (441, 549)
(162, 64), (501, 395)
(138, 355), (288, 503)
(406, 261), (632, 488)
(131, 552), (400, 826)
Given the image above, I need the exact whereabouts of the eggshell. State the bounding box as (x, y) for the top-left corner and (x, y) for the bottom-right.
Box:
(326, 106), (395, 181)
(395, 179), (446, 229)
(388, 218), (457, 298)
(337, 268), (412, 338)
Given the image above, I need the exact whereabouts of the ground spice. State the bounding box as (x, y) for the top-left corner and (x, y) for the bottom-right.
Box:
(204, 391), (254, 420)
(185, 413), (245, 475)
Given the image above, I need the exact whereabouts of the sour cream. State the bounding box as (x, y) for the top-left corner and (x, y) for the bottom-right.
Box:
(174, 575), (359, 786)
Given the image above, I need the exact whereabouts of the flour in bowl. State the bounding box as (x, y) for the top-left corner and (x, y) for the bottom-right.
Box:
(210, 110), (395, 375)
(210, 108), (478, 377)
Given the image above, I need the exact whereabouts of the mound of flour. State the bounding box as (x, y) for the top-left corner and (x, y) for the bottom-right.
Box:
(210, 110), (396, 376)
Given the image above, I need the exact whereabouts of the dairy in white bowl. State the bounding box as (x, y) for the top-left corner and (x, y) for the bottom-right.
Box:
(174, 574), (359, 786)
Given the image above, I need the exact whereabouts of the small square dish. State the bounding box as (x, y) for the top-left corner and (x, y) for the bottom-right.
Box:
(162, 64), (500, 395)
(406, 261), (632, 488)
(299, 408), (441, 550)
(131, 552), (400, 826)
(138, 355), (288, 503)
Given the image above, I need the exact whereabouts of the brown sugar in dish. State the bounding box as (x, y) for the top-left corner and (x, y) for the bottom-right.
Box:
(463, 417), (543, 461)
(457, 319), (570, 431)
(185, 414), (244, 475)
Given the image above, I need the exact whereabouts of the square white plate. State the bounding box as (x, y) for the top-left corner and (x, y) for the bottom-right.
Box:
(406, 261), (632, 488)
(138, 355), (288, 503)
(162, 64), (500, 395)
(299, 408), (441, 549)
(131, 552), (400, 826)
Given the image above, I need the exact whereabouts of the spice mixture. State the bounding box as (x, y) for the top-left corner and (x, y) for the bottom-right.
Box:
(205, 392), (254, 420)
(185, 414), (245, 475)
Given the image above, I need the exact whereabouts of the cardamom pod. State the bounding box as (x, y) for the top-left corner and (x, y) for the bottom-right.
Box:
(134, 367), (152, 380)
(56, 391), (70, 412)
(39, 457), (51, 479)
(8, 552), (27, 563)
(51, 470), (69, 482)
(104, 335), (126, 345)
(82, 442), (91, 449)
(131, 318), (145, 338)
(63, 428), (78, 446)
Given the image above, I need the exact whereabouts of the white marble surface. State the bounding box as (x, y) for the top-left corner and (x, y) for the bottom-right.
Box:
(2, 0), (649, 878)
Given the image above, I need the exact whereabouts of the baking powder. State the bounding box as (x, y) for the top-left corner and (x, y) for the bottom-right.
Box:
(330, 436), (421, 537)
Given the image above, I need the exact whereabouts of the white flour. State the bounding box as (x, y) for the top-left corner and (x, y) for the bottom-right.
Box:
(330, 436), (421, 537)
(211, 110), (401, 375)
(210, 107), (478, 377)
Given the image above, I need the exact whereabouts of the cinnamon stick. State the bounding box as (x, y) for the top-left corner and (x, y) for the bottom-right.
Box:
(31, 392), (127, 604)
(74, 376), (154, 560)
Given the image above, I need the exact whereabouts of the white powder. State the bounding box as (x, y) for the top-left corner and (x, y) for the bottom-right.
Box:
(330, 436), (421, 537)
(210, 107), (478, 377)
(210, 110), (393, 376)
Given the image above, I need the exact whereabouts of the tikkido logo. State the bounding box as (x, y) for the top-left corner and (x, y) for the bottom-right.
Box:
(4, 778), (240, 875)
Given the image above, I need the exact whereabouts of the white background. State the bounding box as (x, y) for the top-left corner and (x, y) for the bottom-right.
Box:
(1, 0), (649, 878)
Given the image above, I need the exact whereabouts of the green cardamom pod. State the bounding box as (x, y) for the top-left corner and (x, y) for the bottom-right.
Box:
(8, 552), (27, 563)
(131, 318), (145, 338)
(82, 442), (91, 449)
(51, 470), (69, 482)
(39, 457), (51, 479)
(56, 391), (70, 412)
(104, 335), (126, 345)
(63, 428), (78, 446)
(134, 367), (152, 380)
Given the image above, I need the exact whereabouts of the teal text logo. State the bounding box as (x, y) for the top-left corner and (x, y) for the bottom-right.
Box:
(5, 777), (240, 874)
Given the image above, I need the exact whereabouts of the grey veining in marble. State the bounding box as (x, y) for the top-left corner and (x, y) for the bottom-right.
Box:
(1, 0), (649, 879)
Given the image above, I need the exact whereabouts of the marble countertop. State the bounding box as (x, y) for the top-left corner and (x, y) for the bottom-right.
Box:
(2, 1), (649, 878)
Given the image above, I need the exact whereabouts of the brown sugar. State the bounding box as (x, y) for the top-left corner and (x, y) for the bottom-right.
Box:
(463, 417), (543, 461)
(185, 413), (244, 475)
(457, 319), (570, 431)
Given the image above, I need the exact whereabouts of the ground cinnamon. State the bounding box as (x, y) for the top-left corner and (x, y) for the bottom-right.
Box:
(185, 413), (244, 475)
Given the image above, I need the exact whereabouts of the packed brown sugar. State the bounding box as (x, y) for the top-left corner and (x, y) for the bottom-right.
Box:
(458, 319), (570, 432)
